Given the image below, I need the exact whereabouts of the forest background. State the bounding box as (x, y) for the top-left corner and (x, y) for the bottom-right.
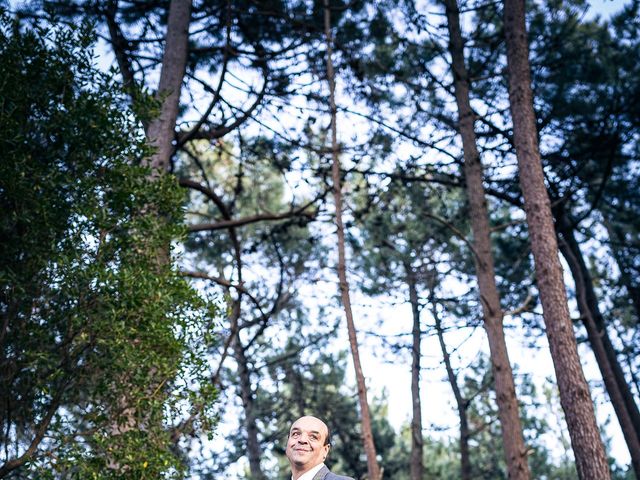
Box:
(1, 0), (639, 479)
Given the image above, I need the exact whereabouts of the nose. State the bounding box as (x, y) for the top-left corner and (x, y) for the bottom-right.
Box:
(296, 432), (310, 444)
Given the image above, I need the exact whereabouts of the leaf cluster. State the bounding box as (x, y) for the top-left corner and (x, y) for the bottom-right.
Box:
(0, 17), (218, 478)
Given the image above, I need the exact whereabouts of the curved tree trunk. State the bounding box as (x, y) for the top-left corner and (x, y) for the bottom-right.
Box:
(323, 2), (381, 479)
(443, 1), (530, 477)
(405, 265), (424, 480)
(555, 209), (640, 477)
(503, 1), (610, 477)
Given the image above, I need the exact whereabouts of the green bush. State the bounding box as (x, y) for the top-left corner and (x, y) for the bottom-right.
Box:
(0, 15), (218, 479)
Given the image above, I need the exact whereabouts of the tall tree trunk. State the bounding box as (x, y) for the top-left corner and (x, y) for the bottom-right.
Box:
(555, 209), (640, 477)
(503, 1), (610, 478)
(231, 298), (266, 480)
(323, 2), (381, 479)
(145, 0), (192, 174)
(405, 264), (424, 480)
(429, 278), (471, 480)
(104, 3), (193, 473)
(443, 1), (530, 477)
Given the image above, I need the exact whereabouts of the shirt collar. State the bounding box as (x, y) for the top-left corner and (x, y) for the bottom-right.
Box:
(293, 462), (326, 480)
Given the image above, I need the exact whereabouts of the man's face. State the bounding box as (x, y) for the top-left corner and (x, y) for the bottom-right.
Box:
(285, 416), (330, 472)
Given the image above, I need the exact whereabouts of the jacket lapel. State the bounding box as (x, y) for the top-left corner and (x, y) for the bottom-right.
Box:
(312, 465), (329, 480)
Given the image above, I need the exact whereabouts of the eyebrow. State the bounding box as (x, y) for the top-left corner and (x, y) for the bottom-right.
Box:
(290, 428), (322, 436)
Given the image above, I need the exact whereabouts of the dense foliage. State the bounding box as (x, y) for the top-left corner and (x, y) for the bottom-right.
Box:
(0, 17), (218, 478)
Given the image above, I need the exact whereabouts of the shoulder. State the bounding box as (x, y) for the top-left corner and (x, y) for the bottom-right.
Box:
(314, 465), (354, 480)
(325, 471), (355, 480)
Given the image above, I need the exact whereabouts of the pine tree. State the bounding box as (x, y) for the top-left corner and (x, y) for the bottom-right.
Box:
(503, 0), (610, 477)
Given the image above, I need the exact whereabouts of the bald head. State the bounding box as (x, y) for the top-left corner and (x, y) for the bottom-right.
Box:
(290, 416), (330, 444)
(286, 416), (331, 476)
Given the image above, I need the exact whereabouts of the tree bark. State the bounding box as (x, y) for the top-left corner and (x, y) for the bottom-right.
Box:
(145, 0), (192, 174)
(232, 298), (266, 480)
(430, 284), (472, 480)
(555, 209), (640, 477)
(101, 6), (193, 470)
(503, 1), (611, 478)
(405, 265), (424, 480)
(443, 1), (530, 478)
(324, 2), (381, 479)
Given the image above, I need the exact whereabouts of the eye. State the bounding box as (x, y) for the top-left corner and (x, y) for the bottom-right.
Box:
(291, 432), (300, 438)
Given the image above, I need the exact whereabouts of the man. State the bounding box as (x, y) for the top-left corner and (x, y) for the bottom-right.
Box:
(286, 415), (355, 480)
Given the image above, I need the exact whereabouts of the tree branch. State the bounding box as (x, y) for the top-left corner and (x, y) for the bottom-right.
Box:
(104, 2), (137, 95)
(186, 195), (319, 232)
(176, 63), (269, 144)
(179, 178), (230, 219)
(504, 291), (534, 317)
(175, 0), (232, 150)
(0, 382), (69, 477)
(179, 270), (264, 313)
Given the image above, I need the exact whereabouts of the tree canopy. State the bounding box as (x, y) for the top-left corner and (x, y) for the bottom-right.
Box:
(2, 0), (640, 478)
(0, 16), (218, 478)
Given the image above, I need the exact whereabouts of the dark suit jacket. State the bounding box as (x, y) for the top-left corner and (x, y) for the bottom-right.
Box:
(311, 464), (355, 480)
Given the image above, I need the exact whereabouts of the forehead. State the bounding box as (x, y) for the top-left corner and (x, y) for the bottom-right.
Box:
(289, 416), (327, 436)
